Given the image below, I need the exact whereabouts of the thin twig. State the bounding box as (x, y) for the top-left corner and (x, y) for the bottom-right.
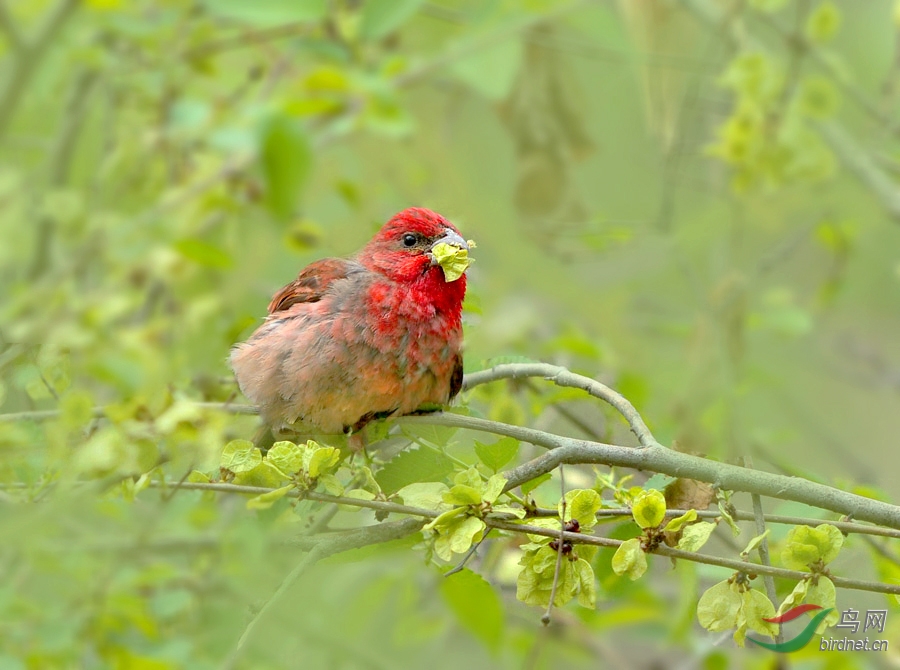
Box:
(542, 465), (566, 626)
(9, 476), (894, 540)
(487, 520), (900, 597)
(141, 480), (900, 597)
(462, 363), (655, 447)
(745, 456), (781, 644)
(445, 527), (492, 577)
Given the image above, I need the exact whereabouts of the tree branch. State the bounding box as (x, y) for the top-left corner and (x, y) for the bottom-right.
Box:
(490, 435), (900, 530)
(487, 520), (900, 596)
(151, 480), (900, 597)
(462, 363), (654, 447)
(138, 480), (900, 540)
(8, 358), (900, 530)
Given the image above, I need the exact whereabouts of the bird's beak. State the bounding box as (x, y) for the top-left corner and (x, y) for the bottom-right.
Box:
(428, 229), (472, 282)
(430, 230), (469, 253)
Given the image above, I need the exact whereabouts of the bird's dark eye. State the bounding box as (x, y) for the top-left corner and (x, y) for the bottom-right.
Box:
(402, 233), (418, 248)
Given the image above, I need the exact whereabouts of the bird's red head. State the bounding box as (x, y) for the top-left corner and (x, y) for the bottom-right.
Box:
(361, 207), (470, 283)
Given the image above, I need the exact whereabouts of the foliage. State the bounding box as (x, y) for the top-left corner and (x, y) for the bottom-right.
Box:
(1, 0), (900, 668)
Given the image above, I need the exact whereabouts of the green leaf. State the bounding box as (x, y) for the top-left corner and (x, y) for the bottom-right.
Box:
(697, 580), (742, 632)
(781, 524), (843, 569)
(318, 473), (344, 496)
(396, 482), (450, 511)
(439, 569), (504, 651)
(739, 589), (778, 642)
(529, 545), (559, 575)
(307, 444), (341, 478)
(431, 242), (472, 283)
(798, 76), (840, 119)
(59, 389), (95, 428)
(474, 437), (519, 472)
(574, 558), (597, 608)
(375, 447), (455, 494)
(220, 440), (262, 473)
(740, 530), (771, 558)
(246, 484), (294, 510)
(806, 577), (839, 631)
(424, 506), (468, 531)
(523, 518), (562, 544)
(266, 441), (304, 474)
(453, 467), (483, 490)
(360, 0), (425, 40)
(631, 489), (666, 529)
(676, 522), (717, 552)
(718, 499), (741, 536)
(482, 474), (507, 504)
(805, 1), (841, 43)
(663, 509), (697, 533)
(778, 579), (809, 617)
(611, 537), (647, 580)
(443, 484), (484, 506)
(187, 470), (210, 483)
(259, 113), (312, 221)
(561, 489), (602, 530)
(233, 461), (289, 488)
(434, 516), (485, 561)
(642, 473), (677, 491)
(449, 516), (485, 554)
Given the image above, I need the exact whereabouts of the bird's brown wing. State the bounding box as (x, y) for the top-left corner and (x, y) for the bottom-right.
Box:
(267, 257), (356, 314)
(449, 353), (464, 400)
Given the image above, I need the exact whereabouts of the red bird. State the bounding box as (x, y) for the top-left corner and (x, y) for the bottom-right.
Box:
(230, 207), (470, 442)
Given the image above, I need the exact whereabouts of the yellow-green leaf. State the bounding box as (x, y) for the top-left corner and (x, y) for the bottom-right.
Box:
(482, 474), (507, 504)
(611, 537), (647, 580)
(431, 242), (471, 282)
(443, 484), (484, 506)
(632, 489), (666, 529)
(663, 509), (697, 533)
(266, 441), (304, 474)
(741, 529), (770, 558)
(676, 522), (717, 552)
(474, 437), (518, 472)
(396, 482), (450, 511)
(220, 440), (262, 473)
(805, 1), (841, 44)
(697, 580), (742, 632)
(246, 485), (294, 510)
(561, 488), (602, 529)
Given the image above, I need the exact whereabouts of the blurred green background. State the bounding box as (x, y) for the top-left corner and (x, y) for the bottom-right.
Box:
(2, 0), (900, 667)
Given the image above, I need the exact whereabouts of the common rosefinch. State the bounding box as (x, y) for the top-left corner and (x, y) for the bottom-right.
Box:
(229, 207), (471, 445)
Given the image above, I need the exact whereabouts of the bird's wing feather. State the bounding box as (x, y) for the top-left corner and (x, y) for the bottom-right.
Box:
(449, 353), (464, 400)
(267, 257), (356, 314)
